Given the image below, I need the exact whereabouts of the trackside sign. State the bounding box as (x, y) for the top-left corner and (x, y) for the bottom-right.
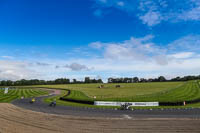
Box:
(94, 101), (159, 106)
(4, 88), (9, 94)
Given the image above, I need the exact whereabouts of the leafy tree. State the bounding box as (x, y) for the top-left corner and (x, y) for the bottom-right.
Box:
(73, 79), (77, 83)
(158, 76), (166, 82)
(84, 77), (91, 83)
(133, 77), (139, 83)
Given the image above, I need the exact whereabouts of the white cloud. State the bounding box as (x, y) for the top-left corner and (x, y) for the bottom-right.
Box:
(154, 55), (169, 65)
(168, 52), (195, 59)
(139, 11), (162, 26)
(89, 34), (200, 72)
(64, 63), (93, 71)
(138, 0), (158, 12)
(178, 7), (200, 21)
(117, 1), (124, 7)
(93, 0), (200, 26)
(1, 56), (14, 59)
(92, 35), (167, 65)
(89, 41), (103, 49)
(159, 0), (168, 8)
(168, 35), (200, 52)
(99, 0), (107, 3)
(0, 60), (40, 81)
(56, 56), (200, 80)
(55, 62), (93, 71)
(1, 34), (200, 81)
(36, 62), (51, 66)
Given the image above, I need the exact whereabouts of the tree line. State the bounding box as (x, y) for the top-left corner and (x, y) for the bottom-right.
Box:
(0, 77), (103, 86)
(108, 75), (200, 83)
(0, 75), (199, 86)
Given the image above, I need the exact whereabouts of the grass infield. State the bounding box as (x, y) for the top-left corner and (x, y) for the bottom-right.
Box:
(2, 80), (200, 109)
(41, 80), (200, 108)
(0, 88), (48, 103)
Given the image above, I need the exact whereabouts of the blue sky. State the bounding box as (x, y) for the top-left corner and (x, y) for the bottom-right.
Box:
(0, 0), (200, 81)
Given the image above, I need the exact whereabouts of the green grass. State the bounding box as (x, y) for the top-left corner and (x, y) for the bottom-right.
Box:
(43, 87), (200, 109)
(56, 81), (196, 102)
(59, 81), (200, 103)
(0, 88), (48, 102)
(131, 80), (200, 102)
(44, 90), (119, 109)
(27, 81), (184, 99)
(63, 90), (93, 101)
(23, 81), (200, 108)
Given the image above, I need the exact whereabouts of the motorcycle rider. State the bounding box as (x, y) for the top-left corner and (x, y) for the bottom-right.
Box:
(30, 98), (35, 104)
(50, 99), (56, 107)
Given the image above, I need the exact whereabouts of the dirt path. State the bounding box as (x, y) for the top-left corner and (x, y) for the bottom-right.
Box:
(0, 103), (200, 133)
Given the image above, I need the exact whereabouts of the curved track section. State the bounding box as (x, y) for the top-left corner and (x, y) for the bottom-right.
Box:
(12, 94), (200, 119)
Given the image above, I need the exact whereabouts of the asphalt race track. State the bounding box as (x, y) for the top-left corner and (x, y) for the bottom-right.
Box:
(12, 95), (200, 119)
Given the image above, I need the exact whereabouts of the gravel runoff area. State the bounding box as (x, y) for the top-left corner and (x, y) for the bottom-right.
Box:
(1, 89), (198, 133)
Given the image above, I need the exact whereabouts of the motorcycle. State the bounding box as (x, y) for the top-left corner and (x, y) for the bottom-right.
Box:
(119, 103), (132, 110)
(49, 101), (56, 107)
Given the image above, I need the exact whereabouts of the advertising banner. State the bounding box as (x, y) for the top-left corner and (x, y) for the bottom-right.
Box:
(94, 101), (159, 106)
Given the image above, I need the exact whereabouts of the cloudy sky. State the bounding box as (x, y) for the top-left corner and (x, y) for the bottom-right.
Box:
(0, 0), (200, 81)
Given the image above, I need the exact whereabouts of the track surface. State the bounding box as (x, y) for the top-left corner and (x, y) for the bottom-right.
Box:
(2, 103), (200, 133)
(9, 91), (200, 132)
(12, 94), (200, 119)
